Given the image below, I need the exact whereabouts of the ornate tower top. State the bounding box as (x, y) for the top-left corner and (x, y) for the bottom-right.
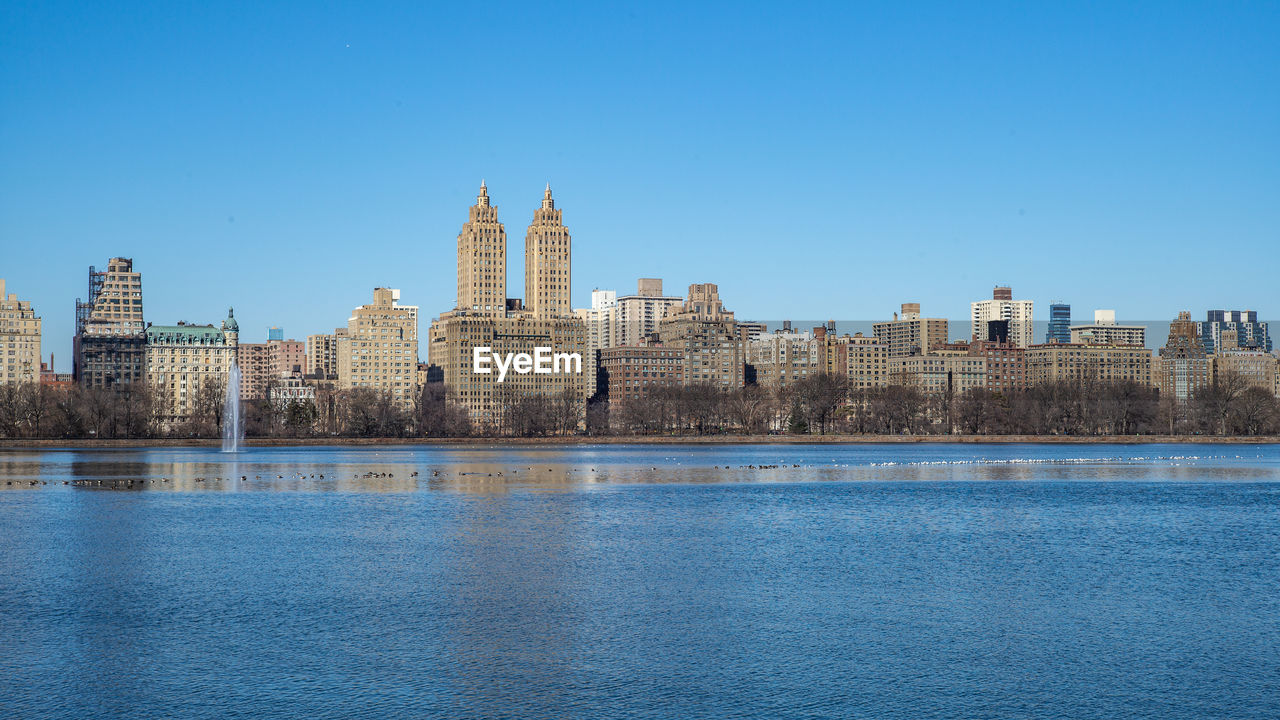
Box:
(542, 183), (554, 210)
(478, 179), (489, 208)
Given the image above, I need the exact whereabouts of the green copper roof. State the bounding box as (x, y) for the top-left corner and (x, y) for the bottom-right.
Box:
(146, 324), (229, 344)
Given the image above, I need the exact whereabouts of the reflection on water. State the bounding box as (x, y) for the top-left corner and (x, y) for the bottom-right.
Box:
(1, 444), (1278, 719)
(1, 444), (1278, 493)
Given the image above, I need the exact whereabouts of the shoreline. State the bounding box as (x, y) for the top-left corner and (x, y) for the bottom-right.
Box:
(2, 434), (1278, 449)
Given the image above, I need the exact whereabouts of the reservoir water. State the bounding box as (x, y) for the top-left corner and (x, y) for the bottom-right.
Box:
(1, 443), (1278, 719)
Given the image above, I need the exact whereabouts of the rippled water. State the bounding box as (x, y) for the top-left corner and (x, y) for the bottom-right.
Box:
(2, 443), (1278, 719)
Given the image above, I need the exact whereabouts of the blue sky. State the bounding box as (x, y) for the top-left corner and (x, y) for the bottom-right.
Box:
(3, 1), (1277, 370)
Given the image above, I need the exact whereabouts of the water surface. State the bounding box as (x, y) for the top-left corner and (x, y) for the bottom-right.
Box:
(2, 443), (1278, 719)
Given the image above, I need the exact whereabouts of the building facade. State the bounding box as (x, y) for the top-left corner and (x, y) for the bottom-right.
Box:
(968, 339), (1026, 394)
(1025, 343), (1153, 387)
(614, 278), (684, 347)
(0, 279), (41, 386)
(1155, 311), (1211, 403)
(1069, 310), (1146, 347)
(1046, 303), (1071, 344)
(1199, 310), (1271, 354)
(747, 327), (818, 391)
(873, 303), (949, 357)
(144, 310), (238, 428)
(889, 353), (987, 396)
(338, 287), (419, 409)
(306, 331), (341, 378)
(971, 286), (1034, 348)
(238, 336), (306, 400)
(74, 257), (146, 388)
(657, 283), (746, 389)
(598, 345), (686, 408)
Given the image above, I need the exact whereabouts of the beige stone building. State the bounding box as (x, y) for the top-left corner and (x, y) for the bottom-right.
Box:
(306, 331), (341, 378)
(429, 183), (589, 426)
(889, 354), (987, 396)
(456, 180), (506, 317)
(747, 326), (818, 391)
(525, 185), (572, 318)
(842, 333), (890, 391)
(144, 310), (238, 428)
(873, 303), (949, 357)
(1025, 343), (1153, 387)
(338, 287), (419, 409)
(1213, 351), (1278, 395)
(657, 283), (746, 389)
(0, 279), (41, 385)
(74, 257), (146, 388)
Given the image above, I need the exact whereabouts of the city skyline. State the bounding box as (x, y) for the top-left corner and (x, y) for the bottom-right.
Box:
(4, 3), (1279, 370)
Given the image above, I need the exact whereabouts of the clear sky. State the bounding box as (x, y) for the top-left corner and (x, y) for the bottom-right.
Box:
(3, 1), (1277, 370)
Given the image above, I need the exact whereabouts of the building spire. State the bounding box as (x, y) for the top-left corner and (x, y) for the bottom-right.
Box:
(478, 179), (489, 207)
(542, 182), (554, 210)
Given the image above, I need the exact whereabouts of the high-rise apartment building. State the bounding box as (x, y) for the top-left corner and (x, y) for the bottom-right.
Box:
(657, 283), (746, 389)
(1199, 310), (1271, 353)
(971, 286), (1034, 348)
(429, 183), (589, 426)
(338, 287), (419, 408)
(456, 180), (506, 317)
(144, 310), (238, 428)
(525, 185), (572, 318)
(306, 332), (341, 378)
(841, 333), (890, 391)
(575, 289), (617, 395)
(873, 303), (949, 357)
(615, 279), (685, 347)
(74, 257), (146, 388)
(1155, 311), (1211, 403)
(1046, 303), (1071, 344)
(1070, 310), (1146, 347)
(237, 335), (306, 400)
(747, 326), (818, 391)
(0, 279), (41, 385)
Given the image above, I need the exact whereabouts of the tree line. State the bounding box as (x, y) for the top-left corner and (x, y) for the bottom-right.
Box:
(1, 370), (1277, 439)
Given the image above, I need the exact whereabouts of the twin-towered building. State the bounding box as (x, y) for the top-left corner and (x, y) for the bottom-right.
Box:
(428, 183), (589, 424)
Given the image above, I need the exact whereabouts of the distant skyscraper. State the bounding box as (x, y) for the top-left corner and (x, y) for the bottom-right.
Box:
(1046, 303), (1071, 344)
(456, 180), (507, 317)
(1198, 310), (1270, 353)
(971, 286), (1034, 348)
(525, 185), (572, 318)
